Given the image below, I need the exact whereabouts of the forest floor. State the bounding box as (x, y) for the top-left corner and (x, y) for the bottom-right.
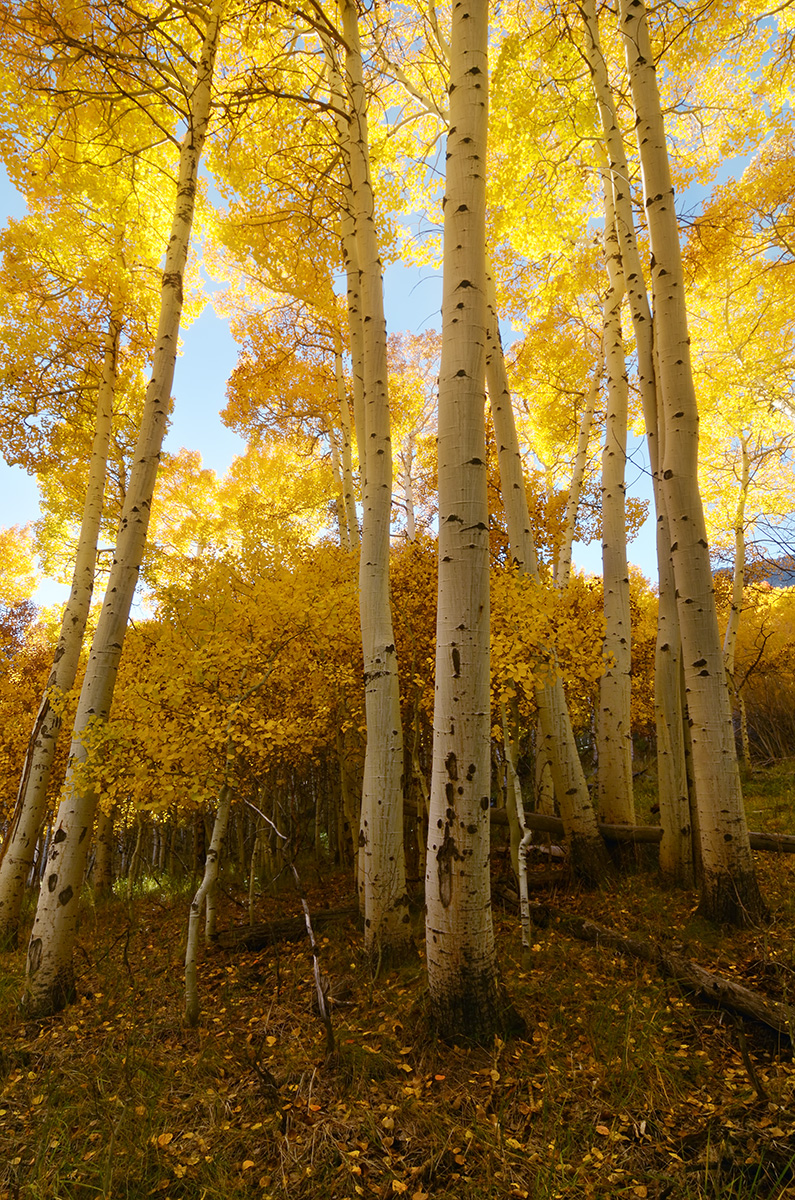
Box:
(4, 765), (795, 1198)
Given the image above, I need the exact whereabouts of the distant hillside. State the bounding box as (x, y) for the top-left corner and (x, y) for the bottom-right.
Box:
(764, 559), (795, 589)
(714, 556), (795, 589)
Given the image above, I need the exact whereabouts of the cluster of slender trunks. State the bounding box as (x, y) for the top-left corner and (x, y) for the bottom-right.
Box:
(0, 0), (768, 1039)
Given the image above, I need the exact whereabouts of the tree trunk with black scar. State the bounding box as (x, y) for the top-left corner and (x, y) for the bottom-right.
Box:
(425, 0), (499, 1042)
(21, 0), (225, 1016)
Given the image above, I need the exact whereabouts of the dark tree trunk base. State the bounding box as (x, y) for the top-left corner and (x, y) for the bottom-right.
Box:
(22, 963), (76, 1019)
(696, 868), (770, 929)
(569, 834), (613, 888)
(427, 966), (521, 1045)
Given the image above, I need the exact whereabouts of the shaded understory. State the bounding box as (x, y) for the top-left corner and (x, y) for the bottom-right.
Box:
(3, 771), (795, 1198)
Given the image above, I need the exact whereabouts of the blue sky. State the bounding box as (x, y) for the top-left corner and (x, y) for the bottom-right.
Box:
(0, 166), (659, 605)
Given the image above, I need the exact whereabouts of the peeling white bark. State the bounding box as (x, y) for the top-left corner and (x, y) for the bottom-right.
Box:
(324, 39), (366, 485)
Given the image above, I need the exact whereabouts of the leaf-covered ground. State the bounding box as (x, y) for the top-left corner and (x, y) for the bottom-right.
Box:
(4, 783), (795, 1198)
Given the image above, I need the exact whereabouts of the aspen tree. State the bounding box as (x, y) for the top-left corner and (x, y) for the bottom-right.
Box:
(323, 38), (366, 480)
(723, 441), (751, 763)
(485, 281), (611, 883)
(596, 187), (634, 825)
(555, 371), (600, 589)
(339, 0), (411, 961)
(327, 413), (351, 550)
(619, 0), (766, 924)
(0, 314), (117, 947)
(579, 0), (692, 882)
(23, 0), (225, 1016)
(425, 0), (500, 1040)
(333, 329), (360, 548)
(366, 8), (608, 880)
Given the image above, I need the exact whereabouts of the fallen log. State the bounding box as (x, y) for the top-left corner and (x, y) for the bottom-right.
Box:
(749, 831), (795, 854)
(489, 809), (795, 853)
(528, 899), (795, 1038)
(216, 905), (358, 952)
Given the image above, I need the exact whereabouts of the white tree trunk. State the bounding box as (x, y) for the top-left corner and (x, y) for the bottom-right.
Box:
(534, 745), (555, 816)
(619, 0), (765, 924)
(485, 279), (610, 882)
(327, 413), (350, 550)
(22, 1), (224, 1016)
(0, 312), (118, 948)
(581, 0), (692, 882)
(185, 783), (232, 1027)
(341, 0), (410, 962)
(334, 332), (360, 548)
(555, 371), (600, 589)
(324, 39), (366, 483)
(723, 440), (749, 683)
(500, 702), (531, 950)
(596, 187), (634, 825)
(425, 0), (499, 1041)
(724, 440), (749, 763)
(400, 429), (417, 541)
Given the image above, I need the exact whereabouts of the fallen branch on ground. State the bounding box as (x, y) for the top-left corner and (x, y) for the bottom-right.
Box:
(489, 809), (795, 853)
(215, 905), (358, 952)
(497, 884), (795, 1038)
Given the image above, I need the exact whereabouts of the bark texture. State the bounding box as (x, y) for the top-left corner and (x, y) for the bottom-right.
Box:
(22, 1), (224, 1016)
(425, 0), (499, 1043)
(324, 40), (366, 481)
(619, 0), (765, 924)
